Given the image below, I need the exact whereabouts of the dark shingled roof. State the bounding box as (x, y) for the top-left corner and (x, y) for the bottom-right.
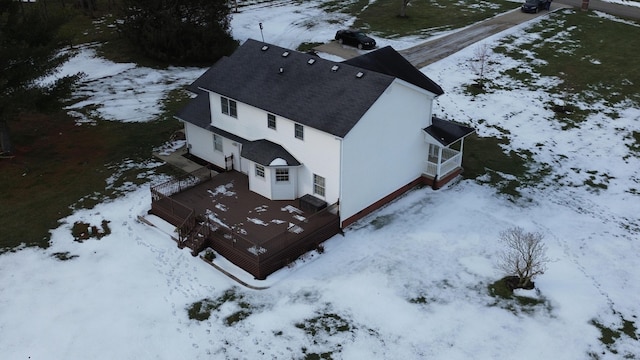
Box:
(241, 139), (301, 167)
(180, 39), (442, 138)
(424, 116), (476, 147)
(342, 46), (444, 96)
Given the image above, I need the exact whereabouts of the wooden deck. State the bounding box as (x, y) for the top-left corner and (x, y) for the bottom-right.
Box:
(150, 170), (341, 279)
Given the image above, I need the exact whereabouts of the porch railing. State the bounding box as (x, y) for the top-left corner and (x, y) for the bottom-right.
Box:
(424, 148), (462, 178)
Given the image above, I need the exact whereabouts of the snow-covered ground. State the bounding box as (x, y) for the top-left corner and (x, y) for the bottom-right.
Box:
(1, 1), (639, 359)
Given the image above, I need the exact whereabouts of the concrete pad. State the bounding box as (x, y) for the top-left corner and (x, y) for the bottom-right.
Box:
(153, 146), (204, 174)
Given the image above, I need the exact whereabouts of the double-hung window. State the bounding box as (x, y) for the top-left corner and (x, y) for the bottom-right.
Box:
(255, 164), (265, 178)
(221, 96), (237, 118)
(213, 134), (223, 152)
(294, 123), (304, 140)
(267, 114), (276, 130)
(275, 168), (289, 182)
(313, 174), (326, 197)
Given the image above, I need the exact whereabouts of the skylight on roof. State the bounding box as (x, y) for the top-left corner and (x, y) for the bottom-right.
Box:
(261, 45), (269, 51)
(282, 51), (289, 57)
(356, 72), (364, 78)
(331, 65), (339, 72)
(307, 58), (316, 65)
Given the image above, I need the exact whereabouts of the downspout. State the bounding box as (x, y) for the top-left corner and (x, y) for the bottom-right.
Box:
(458, 138), (465, 168)
(437, 145), (443, 179)
(338, 137), (344, 227)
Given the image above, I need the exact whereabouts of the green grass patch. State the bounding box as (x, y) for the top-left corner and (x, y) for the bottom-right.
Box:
(462, 134), (532, 197)
(295, 312), (352, 337)
(627, 131), (640, 156)
(71, 220), (112, 241)
(409, 295), (430, 304)
(487, 277), (552, 314)
(187, 287), (255, 326)
(51, 252), (79, 261)
(303, 351), (335, 360)
(591, 317), (638, 357)
(297, 42), (325, 52)
(318, 0), (370, 15)
(295, 311), (357, 358)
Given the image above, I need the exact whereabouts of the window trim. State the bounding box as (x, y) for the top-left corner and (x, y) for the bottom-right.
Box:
(255, 164), (265, 178)
(267, 114), (276, 130)
(294, 123), (304, 140)
(221, 96), (237, 118)
(275, 168), (289, 182)
(313, 174), (326, 197)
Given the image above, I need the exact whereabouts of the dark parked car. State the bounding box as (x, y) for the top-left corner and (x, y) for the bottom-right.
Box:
(521, 0), (547, 13)
(334, 30), (376, 50)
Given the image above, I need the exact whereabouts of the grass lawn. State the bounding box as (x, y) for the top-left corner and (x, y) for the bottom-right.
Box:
(462, 9), (640, 195)
(0, 90), (188, 250)
(321, 0), (520, 38)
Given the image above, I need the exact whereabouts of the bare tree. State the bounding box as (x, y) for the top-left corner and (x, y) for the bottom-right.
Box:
(469, 43), (491, 89)
(498, 227), (549, 289)
(399, 0), (410, 18)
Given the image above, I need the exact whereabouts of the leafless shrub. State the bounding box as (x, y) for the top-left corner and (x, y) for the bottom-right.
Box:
(498, 226), (549, 289)
(470, 43), (491, 88)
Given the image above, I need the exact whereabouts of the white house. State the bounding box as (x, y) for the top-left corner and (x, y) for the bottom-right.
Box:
(175, 39), (474, 228)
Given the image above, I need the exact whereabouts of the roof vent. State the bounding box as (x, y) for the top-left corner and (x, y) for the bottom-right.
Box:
(356, 72), (364, 78)
(331, 65), (339, 72)
(279, 67), (284, 74)
(282, 51), (289, 57)
(307, 58), (316, 65)
(261, 45), (269, 51)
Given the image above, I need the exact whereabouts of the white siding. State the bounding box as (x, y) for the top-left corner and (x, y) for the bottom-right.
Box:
(339, 80), (435, 223)
(184, 122), (241, 170)
(184, 122), (221, 167)
(207, 91), (341, 204)
(249, 162), (271, 198)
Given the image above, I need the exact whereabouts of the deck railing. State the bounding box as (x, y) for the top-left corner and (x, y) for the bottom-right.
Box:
(150, 167), (213, 242)
(151, 167), (212, 198)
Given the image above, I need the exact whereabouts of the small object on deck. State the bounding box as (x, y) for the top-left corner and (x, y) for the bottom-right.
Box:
(299, 194), (327, 213)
